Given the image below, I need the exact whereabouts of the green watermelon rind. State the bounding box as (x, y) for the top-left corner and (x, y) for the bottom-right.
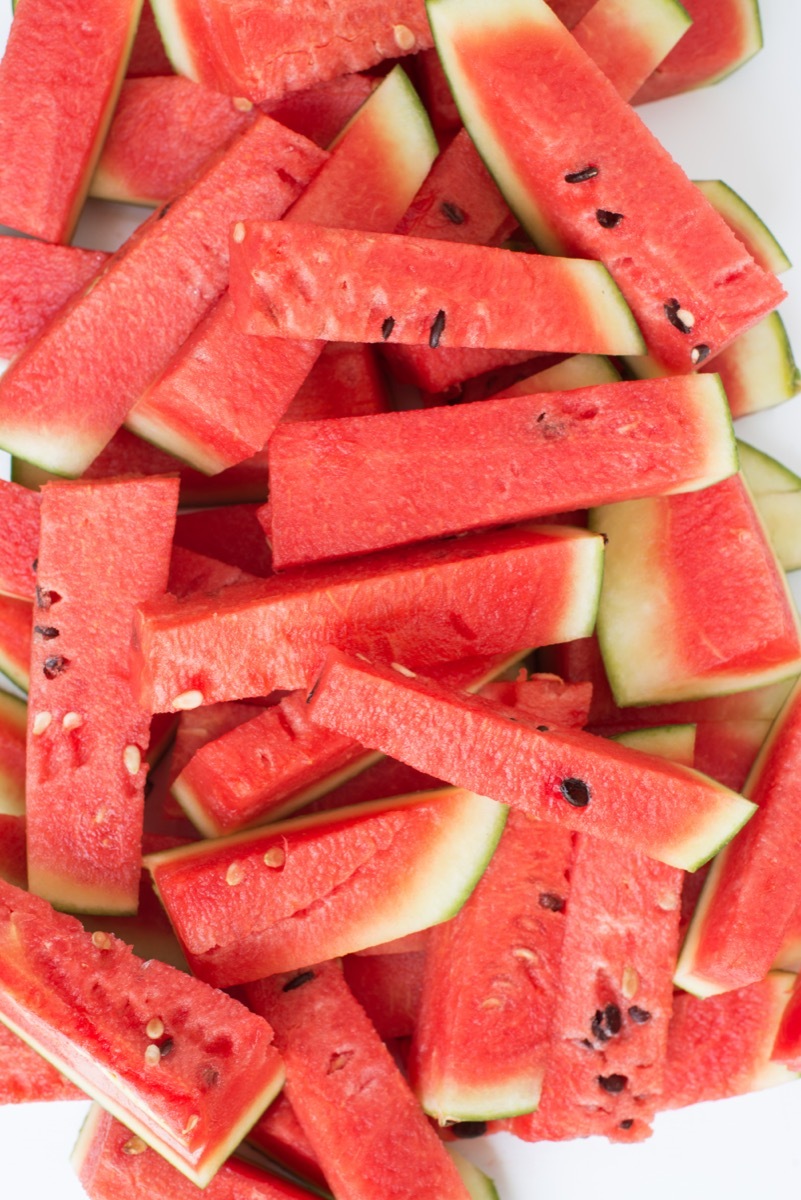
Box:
(738, 440), (801, 496)
(148, 0), (203, 81)
(611, 723), (697, 767)
(687, 0), (763, 92)
(695, 180), (792, 275)
(446, 1146), (501, 1200)
(419, 1074), (545, 1124)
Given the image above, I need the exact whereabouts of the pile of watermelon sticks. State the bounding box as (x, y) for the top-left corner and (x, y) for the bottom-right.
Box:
(0, 0), (800, 1196)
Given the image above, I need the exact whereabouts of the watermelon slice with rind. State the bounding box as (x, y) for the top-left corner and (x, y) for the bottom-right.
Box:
(426, 0), (785, 373)
(695, 180), (791, 275)
(0, 594), (31, 693)
(0, 878), (284, 1186)
(700, 312), (800, 419)
(145, 789), (508, 987)
(0, 478), (39, 601)
(306, 650), (757, 870)
(738, 440), (801, 572)
(571, 0), (693, 100)
(0, 238), (107, 362)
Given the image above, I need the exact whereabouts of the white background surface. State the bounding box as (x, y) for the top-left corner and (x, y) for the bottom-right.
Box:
(1, 1), (801, 1197)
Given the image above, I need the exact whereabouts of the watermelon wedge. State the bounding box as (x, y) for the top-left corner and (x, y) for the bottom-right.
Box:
(0, 238), (107, 361)
(739, 441), (801, 571)
(700, 312), (800, 418)
(695, 180), (791, 276)
(343, 951), (426, 1041)
(426, 0), (785, 372)
(0, 1021), (84, 1104)
(0, 479), (39, 601)
(306, 650), (756, 870)
(248, 1094), (326, 1190)
(0, 690), (25, 818)
(0, 879), (284, 1186)
(571, 0), (693, 100)
(0, 813), (26, 888)
(0, 594), (31, 693)
(229, 222), (645, 354)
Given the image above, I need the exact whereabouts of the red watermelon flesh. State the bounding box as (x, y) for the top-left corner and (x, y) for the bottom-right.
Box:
(229, 222), (644, 354)
(0, 117), (327, 478)
(265, 374), (735, 568)
(510, 832), (683, 1143)
(25, 477), (179, 916)
(0, 690), (26, 818)
(0, 237), (107, 361)
(0, 878), (284, 1186)
(411, 813), (574, 1122)
(307, 650), (756, 870)
(428, 0), (785, 373)
(246, 960), (472, 1200)
(774, 900), (801, 973)
(174, 506), (273, 577)
(248, 1093), (327, 1189)
(665, 974), (797, 1108)
(0, 594), (31, 693)
(571, 0), (692, 98)
(699, 312), (800, 421)
(0, 478), (39, 601)
(132, 526), (603, 711)
(771, 972), (801, 1072)
(265, 73), (378, 148)
(0, 1020), (84, 1104)
(167, 546), (257, 602)
(0, 814), (27, 888)
(125, 67), (434, 475)
(169, 701), (272, 783)
(127, 0), (174, 75)
(74, 1105), (320, 1200)
(343, 951), (426, 1041)
(0, 0), (142, 243)
(284, 342), (391, 422)
(675, 677), (801, 997)
(634, 0), (763, 103)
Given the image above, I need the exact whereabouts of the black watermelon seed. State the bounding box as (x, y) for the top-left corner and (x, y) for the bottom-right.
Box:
(305, 677), (321, 705)
(43, 656), (68, 680)
(34, 626), (59, 640)
(628, 1006), (652, 1024)
(451, 1121), (487, 1139)
(429, 309), (447, 349)
(691, 343), (711, 364)
(560, 777), (590, 807)
(664, 299), (692, 334)
(159, 1038), (174, 1058)
(283, 970), (315, 992)
(605, 1003), (622, 1034)
(35, 586), (59, 609)
(591, 1010), (609, 1042)
(381, 316), (395, 340)
(596, 209), (624, 228)
(598, 1074), (628, 1094)
(565, 166), (599, 184)
(156, 200), (173, 221)
(201, 1065), (220, 1088)
(537, 412), (546, 422)
(537, 725), (549, 732)
(538, 892), (565, 912)
(580, 1038), (595, 1051)
(620, 1119), (634, 1130)
(31, 558), (38, 572)
(441, 201), (466, 225)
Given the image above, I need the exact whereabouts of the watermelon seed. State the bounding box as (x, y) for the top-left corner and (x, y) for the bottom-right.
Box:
(559, 777), (590, 807)
(691, 344), (711, 364)
(381, 316), (395, 340)
(391, 661), (417, 678)
(62, 712), (83, 731)
(621, 965), (640, 998)
(34, 625), (59, 639)
(43, 656), (68, 679)
(233, 96), (253, 112)
(429, 309), (447, 349)
(91, 931), (112, 950)
(306, 677), (321, 704)
(327, 1050), (354, 1074)
(537, 725), (549, 732)
(232, 222), (246, 244)
(481, 997), (502, 1010)
(35, 586), (61, 609)
(392, 23), (416, 51)
(144, 1044), (162, 1066)
(123, 745), (142, 776)
(537, 413), (546, 422)
(32, 712), (52, 736)
(159, 1038), (174, 1057)
(596, 209), (624, 229)
(441, 202), (466, 225)
(564, 166), (599, 184)
(451, 1122), (488, 1139)
(122, 1136), (148, 1156)
(664, 299), (695, 334)
(225, 861), (245, 886)
(263, 847), (286, 869)
(592, 1003), (622, 1042)
(201, 1066), (220, 1087)
(538, 892), (565, 912)
(628, 1006), (652, 1024)
(619, 1119), (634, 1130)
(598, 1074), (628, 1093)
(31, 557), (37, 572)
(283, 970), (316, 992)
(512, 946), (537, 961)
(172, 689), (205, 711)
(183, 1114), (200, 1135)
(156, 201), (173, 221)
(146, 1018), (165, 1040)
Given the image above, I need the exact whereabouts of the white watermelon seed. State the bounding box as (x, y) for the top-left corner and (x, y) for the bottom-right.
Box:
(263, 847), (286, 868)
(621, 965), (640, 999)
(232, 223), (246, 244)
(391, 662), (417, 678)
(183, 1114), (200, 1135)
(233, 97), (253, 112)
(32, 711), (52, 735)
(123, 744), (142, 775)
(122, 1135), (148, 1156)
(226, 861), (245, 886)
(62, 711), (83, 731)
(91, 931), (112, 950)
(144, 1044), (162, 1066)
(146, 1018), (165, 1040)
(172, 689), (204, 710)
(392, 23), (416, 51)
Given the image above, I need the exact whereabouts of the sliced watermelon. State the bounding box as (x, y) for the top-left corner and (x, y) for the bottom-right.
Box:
(343, 951), (426, 1041)
(0, 690), (25, 818)
(145, 789), (507, 986)
(427, 0), (784, 372)
(133, 525), (603, 711)
(0, 479), (39, 601)
(173, 507), (273, 577)
(0, 238), (107, 361)
(25, 477), (178, 915)
(692, 717), (770, 792)
(770, 972), (801, 1072)
(700, 312), (800, 418)
(265, 374), (735, 567)
(634, 0), (763, 102)
(167, 546), (256, 602)
(695, 180), (791, 276)
(0, 117), (327, 477)
(229, 222), (644, 354)
(0, 594), (31, 693)
(571, 0), (692, 100)
(739, 440), (801, 571)
(0, 879), (284, 1186)
(590, 475), (801, 705)
(247, 1094), (326, 1190)
(0, 0), (142, 242)
(0, 814), (27, 887)
(127, 0), (173, 75)
(0, 1021), (84, 1104)
(285, 341), (391, 422)
(306, 650), (756, 869)
(246, 960), (473, 1200)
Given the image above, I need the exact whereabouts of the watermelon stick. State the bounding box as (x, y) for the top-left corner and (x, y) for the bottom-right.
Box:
(306, 650), (757, 870)
(0, 478), (40, 601)
(124, 66), (438, 475)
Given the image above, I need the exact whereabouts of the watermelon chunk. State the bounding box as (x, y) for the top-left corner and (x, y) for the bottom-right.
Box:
(265, 374), (736, 567)
(0, 814), (26, 888)
(700, 312), (800, 419)
(306, 650), (757, 869)
(0, 1021), (84, 1104)
(0, 690), (26, 818)
(0, 478), (39, 601)
(0, 594), (31, 692)
(695, 180), (791, 276)
(229, 222), (645, 354)
(427, 0), (785, 372)
(634, 0), (763, 102)
(343, 951), (426, 1041)
(246, 960), (473, 1200)
(145, 789), (507, 987)
(0, 879), (284, 1185)
(25, 477), (178, 915)
(571, 0), (693, 100)
(248, 1094), (326, 1190)
(0, 237), (107, 361)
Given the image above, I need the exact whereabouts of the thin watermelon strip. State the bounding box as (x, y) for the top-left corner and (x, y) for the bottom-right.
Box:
(343, 951), (426, 1041)
(125, 67), (436, 475)
(0, 594), (31, 693)
(591, 475), (801, 706)
(265, 374), (735, 568)
(510, 829), (682, 1142)
(0, 0), (142, 242)
(0, 879), (285, 1186)
(771, 972), (801, 1072)
(169, 701), (271, 787)
(25, 477), (179, 915)
(133, 526), (603, 711)
(246, 961), (473, 1200)
(0, 1021), (84, 1104)
(695, 180), (791, 276)
(0, 690), (25, 818)
(74, 1105), (318, 1199)
(0, 479), (39, 601)
(664, 974), (797, 1107)
(774, 902), (801, 973)
(427, 0), (785, 373)
(571, 0), (692, 100)
(634, 0), (763, 102)
(0, 117), (327, 477)
(699, 312), (800, 419)
(229, 222), (645, 354)
(0, 238), (107, 361)
(145, 789), (508, 986)
(306, 650), (756, 870)
(411, 813), (574, 1122)
(675, 677), (801, 997)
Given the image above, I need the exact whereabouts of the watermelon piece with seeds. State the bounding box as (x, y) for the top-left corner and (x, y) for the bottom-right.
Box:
(0, 237), (107, 361)
(0, 479), (39, 602)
